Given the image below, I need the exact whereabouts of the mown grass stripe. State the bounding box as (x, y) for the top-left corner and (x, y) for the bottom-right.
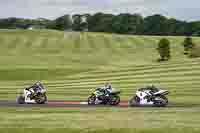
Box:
(62, 67), (200, 81)
(42, 78), (200, 88)
(67, 61), (200, 77)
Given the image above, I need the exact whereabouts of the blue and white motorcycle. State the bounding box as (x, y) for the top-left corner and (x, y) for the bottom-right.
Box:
(129, 86), (169, 107)
(17, 83), (47, 104)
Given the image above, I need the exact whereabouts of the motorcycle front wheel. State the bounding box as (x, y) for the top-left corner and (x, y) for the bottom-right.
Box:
(88, 95), (96, 105)
(154, 96), (168, 107)
(109, 95), (120, 105)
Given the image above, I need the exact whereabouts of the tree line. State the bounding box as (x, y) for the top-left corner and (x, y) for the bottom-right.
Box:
(1, 13), (200, 36)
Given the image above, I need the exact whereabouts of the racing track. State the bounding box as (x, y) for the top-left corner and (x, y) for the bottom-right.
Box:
(0, 101), (129, 108)
(0, 101), (199, 108)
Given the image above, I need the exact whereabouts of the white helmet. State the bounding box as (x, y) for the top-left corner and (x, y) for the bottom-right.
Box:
(105, 82), (112, 89)
(35, 81), (41, 86)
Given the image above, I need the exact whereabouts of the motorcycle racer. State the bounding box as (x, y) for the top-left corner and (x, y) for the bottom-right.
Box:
(103, 82), (115, 96)
(88, 83), (121, 105)
(25, 81), (44, 95)
(17, 81), (47, 104)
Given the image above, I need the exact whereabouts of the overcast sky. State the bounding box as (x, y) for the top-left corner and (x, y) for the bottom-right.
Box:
(0, 0), (199, 21)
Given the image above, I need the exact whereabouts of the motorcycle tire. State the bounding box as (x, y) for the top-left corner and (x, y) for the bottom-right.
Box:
(17, 95), (25, 104)
(154, 96), (168, 107)
(88, 95), (96, 105)
(35, 94), (47, 104)
(129, 96), (140, 107)
(109, 95), (120, 105)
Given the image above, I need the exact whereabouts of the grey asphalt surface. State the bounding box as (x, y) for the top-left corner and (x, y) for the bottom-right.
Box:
(0, 101), (199, 108)
(0, 101), (89, 108)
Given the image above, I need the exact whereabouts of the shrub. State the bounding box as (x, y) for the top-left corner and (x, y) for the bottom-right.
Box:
(157, 38), (171, 61)
(182, 37), (195, 55)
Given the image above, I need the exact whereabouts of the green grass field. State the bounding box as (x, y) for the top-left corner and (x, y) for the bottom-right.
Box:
(0, 30), (200, 132)
(0, 107), (200, 133)
(0, 30), (200, 104)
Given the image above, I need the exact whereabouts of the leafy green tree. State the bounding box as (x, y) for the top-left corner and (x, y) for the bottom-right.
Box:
(72, 14), (83, 31)
(87, 13), (114, 32)
(143, 14), (168, 35)
(182, 37), (200, 58)
(182, 37), (195, 55)
(157, 38), (171, 61)
(72, 14), (89, 31)
(189, 21), (200, 36)
(1, 13), (200, 36)
(111, 13), (144, 34)
(166, 18), (186, 36)
(52, 15), (72, 30)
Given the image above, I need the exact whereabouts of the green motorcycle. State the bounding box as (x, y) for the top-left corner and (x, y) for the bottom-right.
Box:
(88, 88), (121, 105)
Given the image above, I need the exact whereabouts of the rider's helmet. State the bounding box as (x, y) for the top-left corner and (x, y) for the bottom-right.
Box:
(35, 81), (42, 86)
(147, 84), (159, 93)
(105, 82), (112, 89)
(147, 84), (155, 89)
(34, 81), (44, 91)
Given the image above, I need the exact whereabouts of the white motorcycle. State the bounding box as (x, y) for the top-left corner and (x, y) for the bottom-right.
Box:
(129, 87), (169, 107)
(17, 84), (47, 104)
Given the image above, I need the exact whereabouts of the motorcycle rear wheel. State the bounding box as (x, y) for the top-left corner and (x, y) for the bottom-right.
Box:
(109, 95), (120, 105)
(17, 95), (25, 104)
(154, 96), (168, 107)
